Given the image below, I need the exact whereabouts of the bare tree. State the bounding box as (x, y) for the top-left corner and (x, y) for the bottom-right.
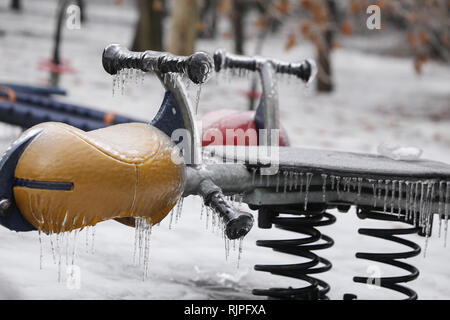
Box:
(132, 0), (164, 51)
(232, 0), (246, 54)
(10, 0), (21, 11)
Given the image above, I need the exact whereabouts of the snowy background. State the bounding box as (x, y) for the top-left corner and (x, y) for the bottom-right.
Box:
(0, 0), (449, 300)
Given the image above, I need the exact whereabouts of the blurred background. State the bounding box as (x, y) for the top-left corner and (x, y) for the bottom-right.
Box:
(0, 0), (449, 300)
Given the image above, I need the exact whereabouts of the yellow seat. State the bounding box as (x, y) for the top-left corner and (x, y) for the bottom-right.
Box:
(13, 122), (185, 234)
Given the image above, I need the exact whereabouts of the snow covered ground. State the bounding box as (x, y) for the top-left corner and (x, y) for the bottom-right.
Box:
(0, 0), (449, 300)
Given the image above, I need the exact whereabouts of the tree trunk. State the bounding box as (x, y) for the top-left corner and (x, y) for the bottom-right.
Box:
(232, 0), (245, 54)
(198, 0), (218, 39)
(316, 0), (336, 93)
(10, 0), (21, 10)
(169, 0), (199, 55)
(132, 0), (164, 51)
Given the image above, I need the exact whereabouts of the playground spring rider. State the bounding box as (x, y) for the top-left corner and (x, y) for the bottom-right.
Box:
(0, 45), (449, 300)
(201, 50), (314, 147)
(99, 45), (450, 300)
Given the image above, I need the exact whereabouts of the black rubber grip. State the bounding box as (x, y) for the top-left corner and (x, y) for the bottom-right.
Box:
(213, 49), (313, 82)
(206, 191), (254, 240)
(102, 44), (213, 84)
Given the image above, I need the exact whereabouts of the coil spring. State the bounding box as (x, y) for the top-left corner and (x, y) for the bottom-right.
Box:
(351, 207), (421, 300)
(252, 204), (336, 300)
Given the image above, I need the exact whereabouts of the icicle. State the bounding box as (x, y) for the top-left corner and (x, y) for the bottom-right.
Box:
(168, 208), (174, 230)
(38, 229), (43, 270)
(343, 177), (349, 194)
(377, 180), (383, 200)
(438, 181), (444, 238)
(71, 229), (79, 266)
(336, 176), (341, 199)
(276, 171), (280, 192)
(352, 178), (357, 192)
(48, 233), (56, 265)
(304, 173), (313, 210)
(419, 182), (425, 227)
(404, 182), (411, 220)
(90, 226), (95, 254)
(251, 168), (257, 185)
(390, 180), (396, 215)
(288, 171), (294, 191)
(294, 172), (298, 190)
(383, 180), (390, 213)
(283, 171), (289, 194)
(65, 231), (70, 266)
(237, 237), (244, 269)
(200, 201), (205, 220)
(397, 181), (403, 218)
(121, 69), (125, 95)
(368, 179), (376, 207)
(357, 178), (363, 203)
(143, 221), (153, 280)
(175, 197), (184, 223)
(133, 218), (140, 265)
(444, 182), (449, 247)
(413, 182), (419, 224)
(321, 174), (327, 202)
(205, 206), (210, 230)
(112, 75), (116, 97)
(299, 173), (304, 197)
(224, 233), (230, 261)
(85, 226), (90, 253)
(57, 233), (62, 283)
(194, 85), (202, 114)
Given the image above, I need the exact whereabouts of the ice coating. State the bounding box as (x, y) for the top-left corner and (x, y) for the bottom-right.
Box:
(201, 146), (450, 244)
(213, 49), (315, 83)
(378, 142), (423, 161)
(103, 44), (213, 85)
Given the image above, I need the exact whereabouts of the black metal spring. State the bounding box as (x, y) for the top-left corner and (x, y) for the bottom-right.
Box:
(351, 207), (421, 300)
(252, 204), (336, 300)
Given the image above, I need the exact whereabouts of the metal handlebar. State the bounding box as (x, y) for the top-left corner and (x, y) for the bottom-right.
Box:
(213, 49), (316, 83)
(102, 44), (214, 84)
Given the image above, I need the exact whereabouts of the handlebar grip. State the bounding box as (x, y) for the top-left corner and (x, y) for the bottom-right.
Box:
(206, 191), (254, 240)
(213, 49), (316, 83)
(102, 44), (214, 84)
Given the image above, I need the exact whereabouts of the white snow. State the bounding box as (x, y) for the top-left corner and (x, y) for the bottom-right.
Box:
(0, 0), (449, 300)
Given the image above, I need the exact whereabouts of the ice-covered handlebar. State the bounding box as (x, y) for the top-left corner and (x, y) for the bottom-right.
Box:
(207, 191), (254, 240)
(102, 44), (214, 84)
(213, 49), (316, 83)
